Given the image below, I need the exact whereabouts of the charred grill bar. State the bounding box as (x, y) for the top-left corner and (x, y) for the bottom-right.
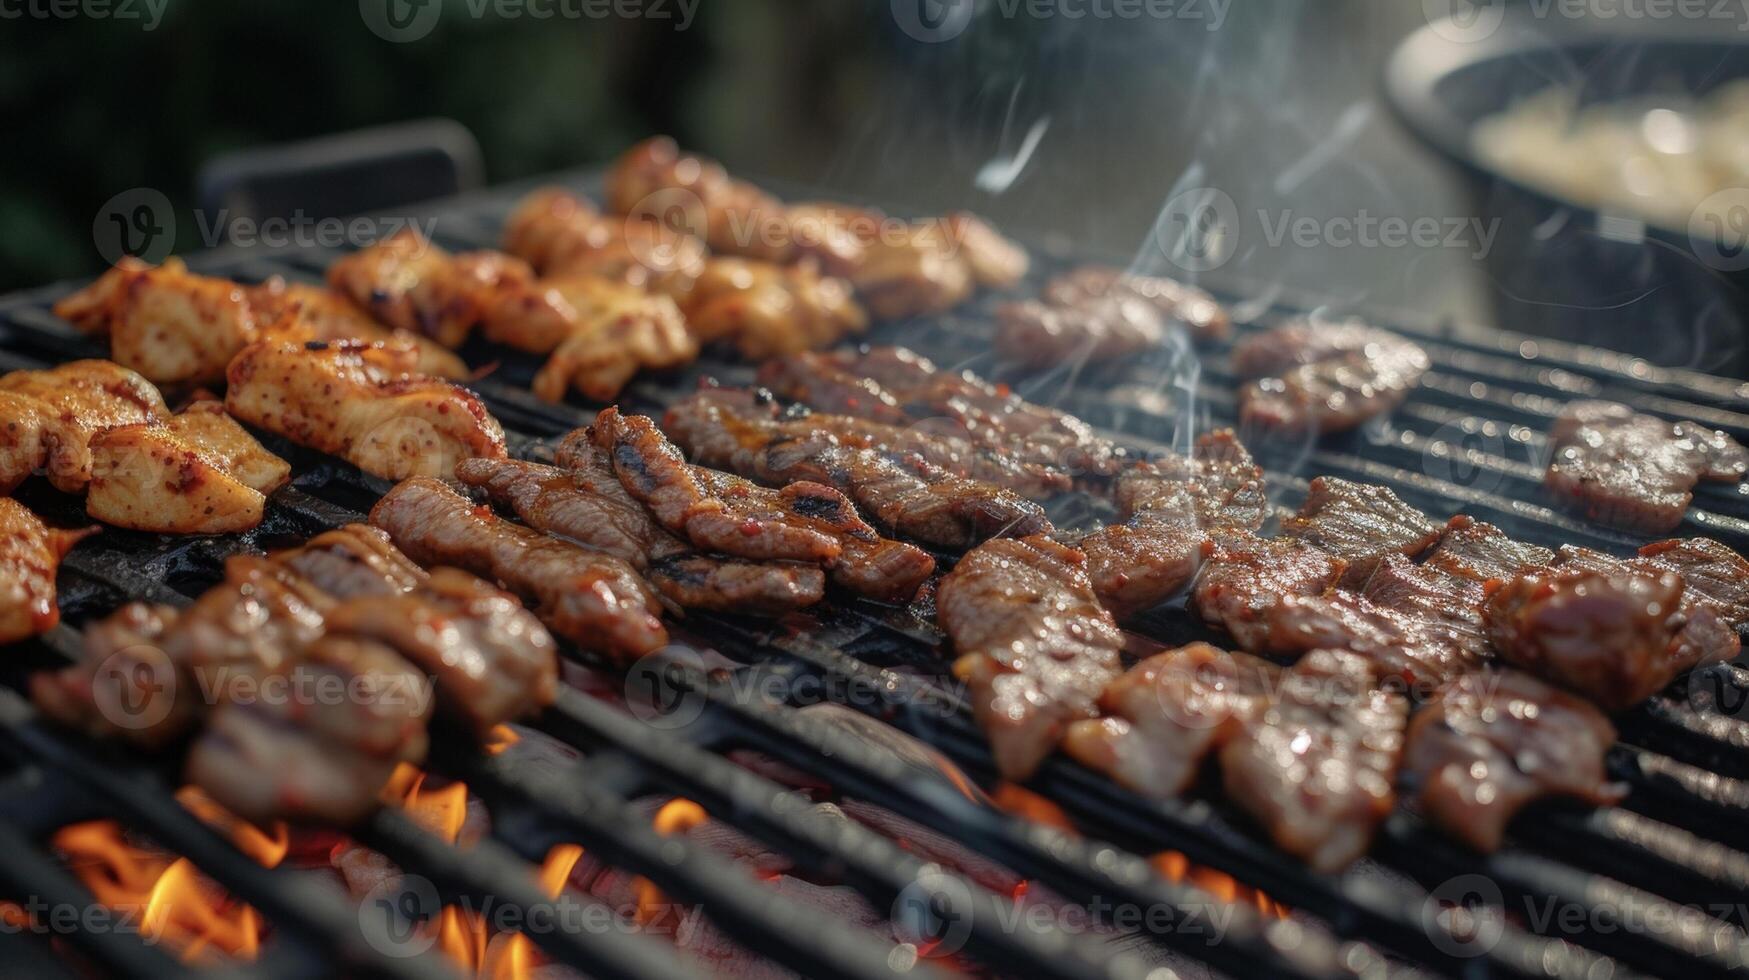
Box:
(0, 174), (1745, 979)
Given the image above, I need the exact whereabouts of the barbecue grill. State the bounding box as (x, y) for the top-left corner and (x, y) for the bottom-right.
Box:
(1, 170), (1747, 980)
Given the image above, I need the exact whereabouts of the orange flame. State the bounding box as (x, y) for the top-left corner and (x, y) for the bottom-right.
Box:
(48, 788), (287, 962)
(1150, 852), (1288, 918)
(634, 799), (708, 924)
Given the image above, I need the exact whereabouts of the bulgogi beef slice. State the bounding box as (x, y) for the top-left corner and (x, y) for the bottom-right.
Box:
(1554, 544), (1742, 670)
(1406, 669), (1625, 853)
(1636, 537), (1749, 629)
(939, 535), (1124, 781)
(1233, 318), (1429, 435)
(1079, 515), (1206, 620)
(1357, 554), (1494, 680)
(1421, 515), (1555, 584)
(1043, 265), (1231, 341)
(1192, 533), (1348, 649)
(1260, 588), (1479, 690)
(1545, 400), (1749, 534)
(1482, 565), (1735, 710)
(1281, 477), (1443, 588)
(1220, 648), (1407, 873)
(1061, 643), (1278, 799)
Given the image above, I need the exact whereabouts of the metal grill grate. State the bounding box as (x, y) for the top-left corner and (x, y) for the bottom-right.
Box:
(0, 172), (1744, 979)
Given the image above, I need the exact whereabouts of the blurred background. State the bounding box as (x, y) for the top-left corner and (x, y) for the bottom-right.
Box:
(5, 0), (1748, 373)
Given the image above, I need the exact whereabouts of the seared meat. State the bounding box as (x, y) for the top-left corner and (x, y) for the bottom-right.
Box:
(86, 402), (290, 534)
(604, 136), (793, 264)
(323, 568), (558, 736)
(502, 187), (708, 294)
(481, 275), (697, 401)
(1406, 669), (1624, 853)
(0, 360), (170, 492)
(1083, 430), (1269, 618)
(664, 386), (1052, 548)
(186, 636), (431, 826)
(225, 339), (506, 480)
(1192, 533), (1348, 649)
(1356, 554), (1492, 681)
(678, 258), (867, 360)
(1545, 400), (1749, 533)
(326, 229), (533, 348)
(1062, 644), (1275, 798)
(1043, 266), (1229, 342)
(1636, 537), (1749, 628)
(1281, 477), (1442, 587)
(1234, 319), (1430, 434)
(1422, 515), (1554, 584)
(1554, 544), (1742, 668)
(53, 257), (257, 386)
(0, 499), (95, 644)
(370, 477), (667, 662)
(1483, 565), (1735, 710)
(1259, 589), (1479, 690)
(1219, 648), (1407, 872)
(247, 276), (468, 380)
(457, 455), (826, 614)
(0, 391), (77, 494)
(29, 602), (178, 735)
(940, 535), (1124, 780)
(995, 296), (1164, 370)
(273, 523), (429, 598)
(850, 214), (1024, 319)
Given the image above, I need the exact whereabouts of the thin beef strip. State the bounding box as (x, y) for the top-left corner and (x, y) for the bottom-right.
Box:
(1545, 400), (1748, 533)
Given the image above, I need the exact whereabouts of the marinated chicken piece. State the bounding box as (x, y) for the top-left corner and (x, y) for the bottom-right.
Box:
(326, 229), (533, 348)
(1544, 400), (1749, 534)
(370, 477), (667, 661)
(1421, 515), (1555, 584)
(604, 136), (792, 263)
(1406, 669), (1624, 853)
(781, 203), (880, 277)
(0, 390), (78, 494)
(1043, 265), (1230, 342)
(1192, 533), (1347, 649)
(225, 339), (506, 480)
(502, 187), (608, 273)
(323, 568), (558, 736)
(529, 287), (697, 403)
(1220, 649), (1407, 872)
(86, 403), (290, 534)
(677, 258), (867, 360)
(1483, 565), (1736, 710)
(1636, 537), (1749, 628)
(940, 535), (1125, 780)
(0, 360), (169, 492)
(1282, 477), (1443, 587)
(942, 212), (1030, 288)
(457, 455), (826, 615)
(1062, 644), (1276, 798)
(0, 499), (95, 644)
(273, 523), (429, 598)
(759, 346), (1108, 484)
(851, 227), (973, 320)
(53, 257), (257, 385)
(248, 276), (467, 379)
(503, 188), (710, 294)
(33, 555), (333, 747)
(664, 386), (1052, 548)
(187, 636), (431, 826)
(1234, 319), (1430, 434)
(1083, 430), (1269, 618)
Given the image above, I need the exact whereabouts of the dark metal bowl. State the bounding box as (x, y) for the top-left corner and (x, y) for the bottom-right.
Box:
(1384, 16), (1749, 377)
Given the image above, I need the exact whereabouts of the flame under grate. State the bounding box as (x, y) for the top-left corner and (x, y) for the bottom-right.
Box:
(0, 172), (1744, 979)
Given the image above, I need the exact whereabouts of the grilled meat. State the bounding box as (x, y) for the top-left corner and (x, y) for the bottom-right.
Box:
(247, 276), (468, 380)
(1554, 544), (1742, 667)
(526, 283), (697, 403)
(1421, 515), (1554, 584)
(1483, 565), (1735, 710)
(502, 187), (709, 294)
(225, 339), (506, 480)
(0, 360), (170, 492)
(323, 568), (557, 736)
(1234, 318), (1430, 434)
(370, 476), (667, 661)
(0, 391), (78, 494)
(1062, 644), (1276, 799)
(1192, 533), (1348, 649)
(679, 258), (867, 359)
(326, 229), (533, 348)
(1405, 669), (1624, 853)
(850, 214), (1025, 319)
(995, 295), (1168, 372)
(1082, 430), (1269, 618)
(186, 635), (431, 826)
(86, 402), (290, 534)
(605, 136), (793, 263)
(1544, 400), (1749, 533)
(1281, 477), (1442, 587)
(1355, 554), (1493, 680)
(274, 523), (430, 598)
(0, 499), (94, 644)
(457, 455), (826, 614)
(1044, 266), (1230, 342)
(1636, 537), (1749, 628)
(664, 386), (1052, 548)
(53, 257), (257, 386)
(940, 535), (1125, 780)
(1219, 648), (1407, 872)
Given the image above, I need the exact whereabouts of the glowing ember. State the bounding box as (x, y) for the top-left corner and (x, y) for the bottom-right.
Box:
(48, 788), (287, 963)
(1150, 851), (1288, 919)
(635, 798), (708, 923)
